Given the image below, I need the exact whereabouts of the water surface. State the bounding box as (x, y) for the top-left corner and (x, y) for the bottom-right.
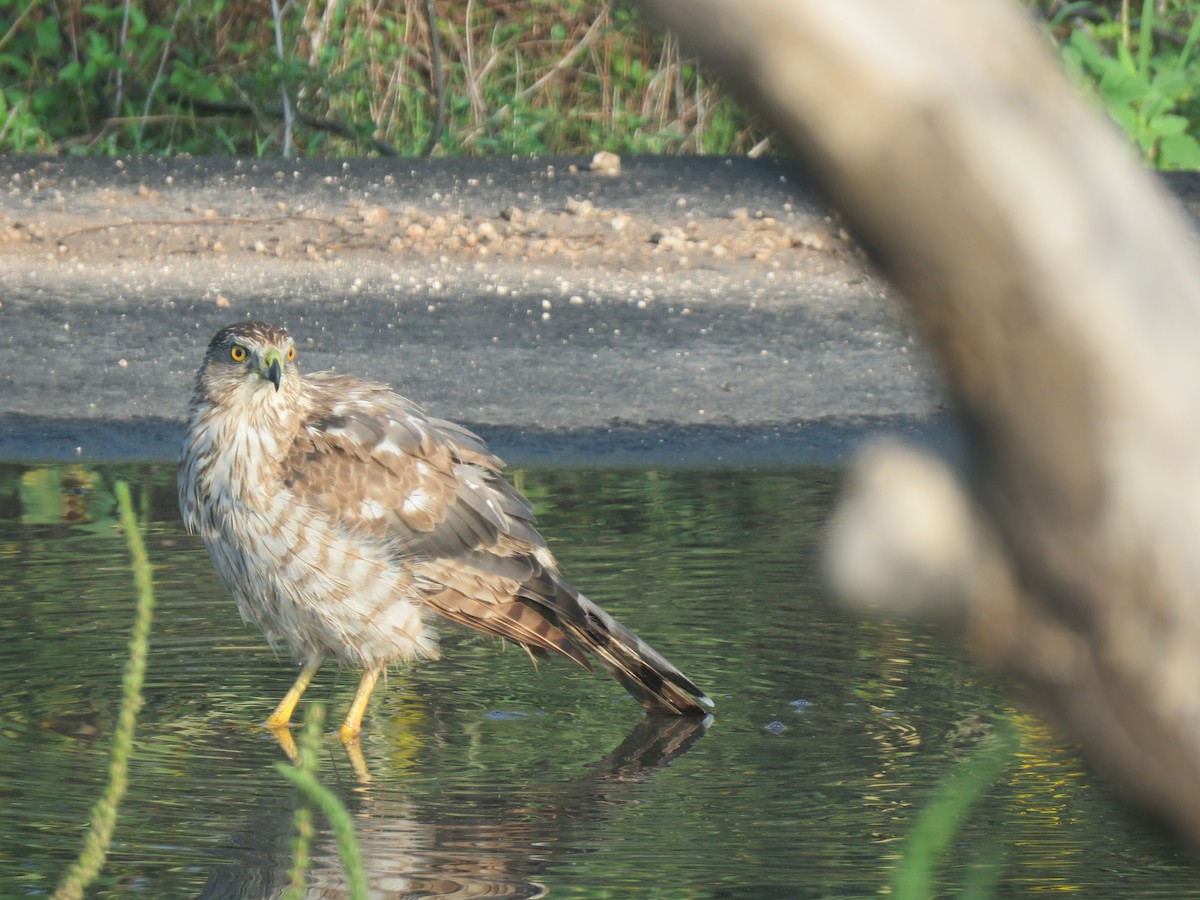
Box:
(1, 463), (1196, 897)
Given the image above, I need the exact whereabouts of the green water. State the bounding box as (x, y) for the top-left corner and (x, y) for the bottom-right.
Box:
(1, 463), (1197, 898)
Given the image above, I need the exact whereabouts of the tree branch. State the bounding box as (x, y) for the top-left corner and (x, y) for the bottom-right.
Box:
(638, 0), (1200, 846)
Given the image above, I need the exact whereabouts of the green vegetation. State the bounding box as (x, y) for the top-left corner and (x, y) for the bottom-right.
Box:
(2, 1), (1200, 164)
(276, 704), (368, 900)
(892, 719), (1018, 900)
(1037, 0), (1200, 169)
(282, 708), (319, 899)
(0, 0), (764, 157)
(52, 481), (156, 900)
(3, 1), (1199, 165)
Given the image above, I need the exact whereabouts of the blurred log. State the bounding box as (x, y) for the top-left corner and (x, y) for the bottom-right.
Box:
(637, 0), (1200, 845)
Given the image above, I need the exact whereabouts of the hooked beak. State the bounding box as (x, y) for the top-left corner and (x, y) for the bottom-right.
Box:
(259, 349), (283, 392)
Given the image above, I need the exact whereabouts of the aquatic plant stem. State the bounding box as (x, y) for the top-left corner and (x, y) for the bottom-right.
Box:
(892, 721), (1017, 899)
(53, 481), (156, 900)
(282, 703), (323, 900)
(275, 703), (368, 900)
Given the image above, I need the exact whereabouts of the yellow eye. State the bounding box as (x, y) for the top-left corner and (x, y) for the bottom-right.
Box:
(230, 345), (247, 362)
(287, 346), (296, 362)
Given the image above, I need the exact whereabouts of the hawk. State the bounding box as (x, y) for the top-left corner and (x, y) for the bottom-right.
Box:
(178, 321), (711, 741)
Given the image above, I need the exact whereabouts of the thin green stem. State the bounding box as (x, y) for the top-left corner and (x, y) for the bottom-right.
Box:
(892, 720), (1018, 900)
(275, 762), (369, 900)
(53, 481), (156, 900)
(1137, 0), (1156, 76)
(1178, 3), (1200, 69)
(282, 704), (325, 899)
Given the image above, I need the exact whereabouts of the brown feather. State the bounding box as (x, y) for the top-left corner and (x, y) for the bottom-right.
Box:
(424, 589), (592, 670)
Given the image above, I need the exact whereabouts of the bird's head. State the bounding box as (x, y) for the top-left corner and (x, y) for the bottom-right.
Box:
(197, 321), (299, 408)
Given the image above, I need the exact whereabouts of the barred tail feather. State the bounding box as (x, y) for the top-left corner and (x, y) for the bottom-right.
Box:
(563, 590), (713, 716)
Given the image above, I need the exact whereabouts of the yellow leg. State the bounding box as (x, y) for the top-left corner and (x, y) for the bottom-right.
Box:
(337, 666), (383, 744)
(267, 660), (322, 729)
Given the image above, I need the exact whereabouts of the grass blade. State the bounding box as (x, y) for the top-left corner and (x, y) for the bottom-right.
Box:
(892, 719), (1018, 900)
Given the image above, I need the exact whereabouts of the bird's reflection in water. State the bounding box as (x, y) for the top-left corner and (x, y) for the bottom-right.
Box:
(199, 714), (709, 899)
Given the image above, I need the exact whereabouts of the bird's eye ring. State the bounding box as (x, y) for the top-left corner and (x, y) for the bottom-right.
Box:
(230, 345), (247, 362)
(287, 346), (296, 362)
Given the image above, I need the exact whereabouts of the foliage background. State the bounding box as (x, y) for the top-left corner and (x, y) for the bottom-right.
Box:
(1036, 0), (1200, 169)
(0, 0), (766, 157)
(1, 1), (1198, 166)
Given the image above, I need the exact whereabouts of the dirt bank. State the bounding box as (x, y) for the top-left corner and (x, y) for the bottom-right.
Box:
(0, 155), (942, 463)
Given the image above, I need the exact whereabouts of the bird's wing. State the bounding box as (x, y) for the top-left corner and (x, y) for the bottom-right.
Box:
(281, 373), (590, 666)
